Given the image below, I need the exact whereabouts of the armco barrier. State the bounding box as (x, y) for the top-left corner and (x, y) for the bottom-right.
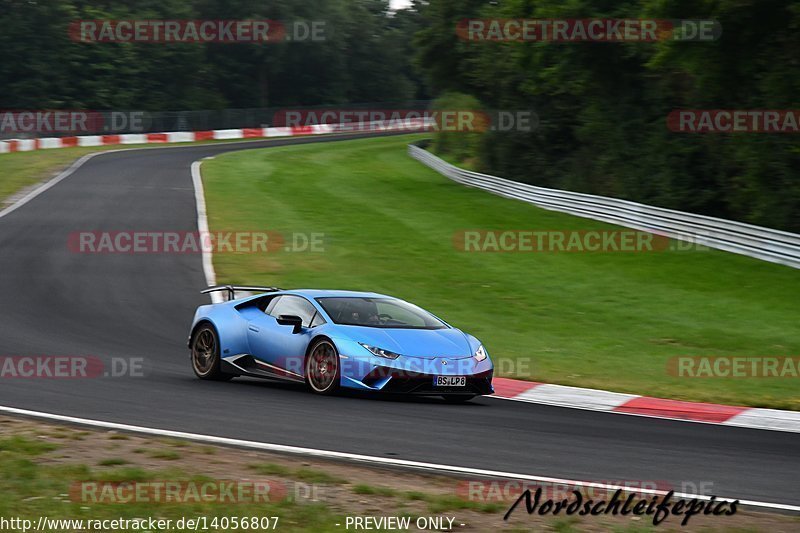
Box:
(409, 144), (800, 269)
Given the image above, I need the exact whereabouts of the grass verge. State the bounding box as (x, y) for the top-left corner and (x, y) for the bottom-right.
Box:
(0, 425), (343, 532)
(201, 134), (800, 410)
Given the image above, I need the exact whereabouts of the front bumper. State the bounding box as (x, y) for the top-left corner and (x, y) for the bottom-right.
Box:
(334, 337), (495, 395)
(340, 357), (494, 395)
(366, 369), (494, 395)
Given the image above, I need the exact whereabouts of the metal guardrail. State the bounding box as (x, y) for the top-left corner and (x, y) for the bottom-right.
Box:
(409, 144), (800, 269)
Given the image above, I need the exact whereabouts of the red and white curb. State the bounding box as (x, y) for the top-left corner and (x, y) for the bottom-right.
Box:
(0, 120), (428, 154)
(492, 378), (800, 433)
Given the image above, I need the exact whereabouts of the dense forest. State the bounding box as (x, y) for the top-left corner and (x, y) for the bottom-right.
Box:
(0, 0), (428, 109)
(1, 0), (798, 231)
(416, 0), (800, 232)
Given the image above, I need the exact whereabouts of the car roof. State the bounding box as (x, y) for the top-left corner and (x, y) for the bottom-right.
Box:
(282, 289), (393, 299)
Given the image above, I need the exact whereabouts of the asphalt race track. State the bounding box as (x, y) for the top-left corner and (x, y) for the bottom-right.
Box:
(0, 133), (797, 509)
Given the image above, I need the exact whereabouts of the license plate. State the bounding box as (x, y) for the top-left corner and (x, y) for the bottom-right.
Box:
(433, 376), (466, 387)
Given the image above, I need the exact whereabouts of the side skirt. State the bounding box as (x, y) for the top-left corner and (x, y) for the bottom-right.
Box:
(221, 354), (305, 383)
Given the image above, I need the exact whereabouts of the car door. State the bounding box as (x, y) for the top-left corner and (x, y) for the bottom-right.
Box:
(246, 295), (322, 379)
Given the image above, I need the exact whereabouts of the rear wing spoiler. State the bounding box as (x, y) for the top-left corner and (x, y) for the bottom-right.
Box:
(201, 285), (282, 301)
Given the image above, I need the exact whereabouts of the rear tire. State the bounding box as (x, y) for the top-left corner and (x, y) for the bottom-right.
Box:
(190, 324), (232, 381)
(442, 394), (476, 403)
(305, 339), (341, 395)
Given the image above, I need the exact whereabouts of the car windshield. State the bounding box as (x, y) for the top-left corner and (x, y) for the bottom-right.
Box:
(316, 297), (447, 329)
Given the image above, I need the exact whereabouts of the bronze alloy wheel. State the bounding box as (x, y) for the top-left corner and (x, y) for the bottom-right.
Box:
(191, 324), (230, 380)
(305, 339), (340, 394)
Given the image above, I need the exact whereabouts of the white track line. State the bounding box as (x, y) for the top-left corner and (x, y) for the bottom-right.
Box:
(0, 151), (106, 220)
(191, 159), (222, 303)
(0, 405), (796, 513)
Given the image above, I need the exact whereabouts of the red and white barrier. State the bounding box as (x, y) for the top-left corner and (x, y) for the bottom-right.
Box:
(0, 119), (430, 155)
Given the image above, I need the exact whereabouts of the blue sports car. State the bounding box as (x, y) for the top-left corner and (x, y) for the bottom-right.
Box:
(188, 285), (494, 402)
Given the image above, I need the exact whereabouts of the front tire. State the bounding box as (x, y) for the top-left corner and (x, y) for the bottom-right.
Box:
(191, 324), (231, 381)
(305, 339), (341, 395)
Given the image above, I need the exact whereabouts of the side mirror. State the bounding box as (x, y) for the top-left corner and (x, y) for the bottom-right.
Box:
(277, 314), (303, 334)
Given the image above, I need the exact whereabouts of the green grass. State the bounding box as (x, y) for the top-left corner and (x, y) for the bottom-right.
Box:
(0, 436), (57, 455)
(293, 468), (345, 485)
(403, 490), (502, 513)
(0, 436), (348, 532)
(146, 449), (181, 461)
(160, 438), (190, 447)
(248, 463), (345, 484)
(249, 462), (292, 476)
(97, 458), (130, 467)
(201, 134), (800, 410)
(353, 484), (398, 497)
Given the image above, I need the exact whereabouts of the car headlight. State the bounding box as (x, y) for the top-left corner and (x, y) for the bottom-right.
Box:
(474, 345), (488, 362)
(359, 343), (401, 360)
